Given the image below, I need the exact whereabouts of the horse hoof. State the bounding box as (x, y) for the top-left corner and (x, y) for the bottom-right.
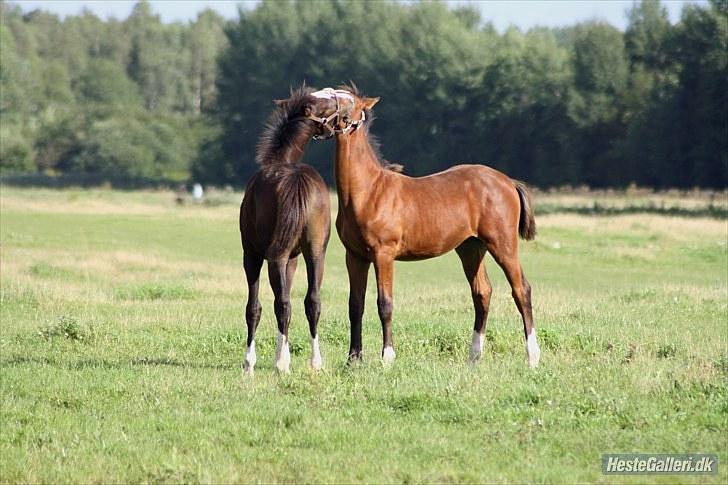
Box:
(381, 346), (396, 364)
(242, 362), (254, 376)
(310, 356), (323, 371)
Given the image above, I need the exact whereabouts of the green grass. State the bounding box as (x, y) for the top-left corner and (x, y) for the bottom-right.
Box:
(1, 187), (726, 483)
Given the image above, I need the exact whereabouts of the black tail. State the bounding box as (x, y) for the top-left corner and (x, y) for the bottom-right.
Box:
(514, 180), (536, 241)
(266, 164), (317, 259)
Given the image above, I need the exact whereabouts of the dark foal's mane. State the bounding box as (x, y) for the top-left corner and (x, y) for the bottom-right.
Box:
(339, 83), (404, 173)
(255, 86), (314, 166)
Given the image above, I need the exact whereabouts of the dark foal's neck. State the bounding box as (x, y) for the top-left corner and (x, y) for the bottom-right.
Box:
(275, 121), (315, 164)
(335, 128), (383, 207)
(257, 119), (316, 166)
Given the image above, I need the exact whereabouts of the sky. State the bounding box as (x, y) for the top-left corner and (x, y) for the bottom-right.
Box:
(12, 0), (707, 31)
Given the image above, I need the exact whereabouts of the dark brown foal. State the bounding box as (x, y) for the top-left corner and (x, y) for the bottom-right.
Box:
(308, 86), (540, 368)
(239, 86), (331, 374)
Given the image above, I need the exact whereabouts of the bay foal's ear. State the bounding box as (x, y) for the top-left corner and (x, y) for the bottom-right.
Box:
(273, 99), (287, 108)
(362, 96), (380, 110)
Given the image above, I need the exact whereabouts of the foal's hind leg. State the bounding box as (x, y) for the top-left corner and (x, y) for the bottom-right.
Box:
(373, 251), (396, 364)
(243, 252), (264, 375)
(487, 238), (540, 368)
(303, 244), (326, 370)
(455, 238), (492, 364)
(269, 258), (294, 373)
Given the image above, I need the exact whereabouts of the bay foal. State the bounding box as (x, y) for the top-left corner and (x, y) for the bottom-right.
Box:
(240, 86), (331, 374)
(308, 87), (540, 368)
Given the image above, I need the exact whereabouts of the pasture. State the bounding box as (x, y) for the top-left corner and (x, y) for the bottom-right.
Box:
(1, 187), (726, 483)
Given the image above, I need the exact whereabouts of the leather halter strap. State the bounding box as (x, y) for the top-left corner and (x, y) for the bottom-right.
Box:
(306, 88), (366, 140)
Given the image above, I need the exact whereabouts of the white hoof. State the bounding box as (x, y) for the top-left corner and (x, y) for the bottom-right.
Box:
(526, 329), (541, 368)
(310, 336), (322, 371)
(469, 330), (484, 364)
(243, 341), (256, 376)
(275, 333), (291, 374)
(382, 346), (396, 364)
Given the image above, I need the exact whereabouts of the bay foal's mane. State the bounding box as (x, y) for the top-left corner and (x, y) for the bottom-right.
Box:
(339, 83), (403, 173)
(255, 85), (314, 166)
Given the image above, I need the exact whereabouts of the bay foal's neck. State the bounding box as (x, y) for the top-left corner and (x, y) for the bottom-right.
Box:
(275, 122), (314, 163)
(334, 129), (383, 207)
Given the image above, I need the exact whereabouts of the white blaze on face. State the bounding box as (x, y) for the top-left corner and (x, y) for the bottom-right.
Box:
(243, 340), (256, 375)
(310, 335), (322, 371)
(526, 328), (541, 368)
(469, 330), (484, 364)
(275, 332), (291, 373)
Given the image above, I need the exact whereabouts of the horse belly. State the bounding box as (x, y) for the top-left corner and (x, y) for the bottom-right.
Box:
(397, 209), (473, 260)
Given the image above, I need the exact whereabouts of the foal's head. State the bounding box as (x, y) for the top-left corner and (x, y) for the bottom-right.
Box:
(306, 86), (380, 138)
(257, 85), (337, 164)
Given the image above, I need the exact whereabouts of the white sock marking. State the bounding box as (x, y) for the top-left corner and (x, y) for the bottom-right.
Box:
(382, 346), (396, 364)
(243, 340), (256, 375)
(310, 335), (322, 371)
(275, 332), (291, 373)
(526, 329), (541, 368)
(469, 330), (484, 364)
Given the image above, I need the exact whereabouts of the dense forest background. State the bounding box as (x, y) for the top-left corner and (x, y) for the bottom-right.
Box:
(1, 0), (726, 188)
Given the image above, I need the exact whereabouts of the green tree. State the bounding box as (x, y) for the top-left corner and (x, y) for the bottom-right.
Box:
(78, 59), (142, 107)
(670, 0), (727, 187)
(188, 9), (228, 115)
(568, 21), (629, 186)
(125, 1), (190, 112)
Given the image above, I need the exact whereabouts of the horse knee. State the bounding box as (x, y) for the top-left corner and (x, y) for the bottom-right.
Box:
(305, 291), (321, 307)
(246, 300), (262, 324)
(305, 291), (321, 323)
(475, 282), (492, 302)
(274, 297), (291, 327)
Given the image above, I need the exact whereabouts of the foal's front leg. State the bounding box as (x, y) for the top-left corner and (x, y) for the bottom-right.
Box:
(346, 251), (370, 361)
(374, 252), (395, 364)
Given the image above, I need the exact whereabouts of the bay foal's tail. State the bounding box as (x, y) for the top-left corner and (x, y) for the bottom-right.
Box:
(514, 180), (536, 241)
(266, 164), (318, 259)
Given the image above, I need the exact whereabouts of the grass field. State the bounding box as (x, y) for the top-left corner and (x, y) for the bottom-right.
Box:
(1, 187), (726, 483)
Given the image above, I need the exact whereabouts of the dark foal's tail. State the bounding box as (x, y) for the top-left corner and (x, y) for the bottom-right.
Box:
(266, 164), (317, 260)
(514, 180), (537, 241)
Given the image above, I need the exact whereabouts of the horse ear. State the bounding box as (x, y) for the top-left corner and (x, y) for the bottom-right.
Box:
(362, 97), (380, 109)
(274, 99), (287, 108)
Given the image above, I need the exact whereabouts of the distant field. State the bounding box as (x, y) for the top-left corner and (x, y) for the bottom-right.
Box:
(1, 187), (726, 483)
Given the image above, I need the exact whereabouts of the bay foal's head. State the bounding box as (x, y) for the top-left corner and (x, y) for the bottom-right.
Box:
(306, 86), (380, 138)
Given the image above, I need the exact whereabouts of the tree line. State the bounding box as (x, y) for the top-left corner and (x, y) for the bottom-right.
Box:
(1, 0), (726, 189)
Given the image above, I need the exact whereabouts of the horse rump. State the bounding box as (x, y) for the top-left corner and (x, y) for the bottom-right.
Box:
(264, 164), (320, 259)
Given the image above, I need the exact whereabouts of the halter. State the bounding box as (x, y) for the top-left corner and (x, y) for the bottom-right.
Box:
(307, 88), (367, 140)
